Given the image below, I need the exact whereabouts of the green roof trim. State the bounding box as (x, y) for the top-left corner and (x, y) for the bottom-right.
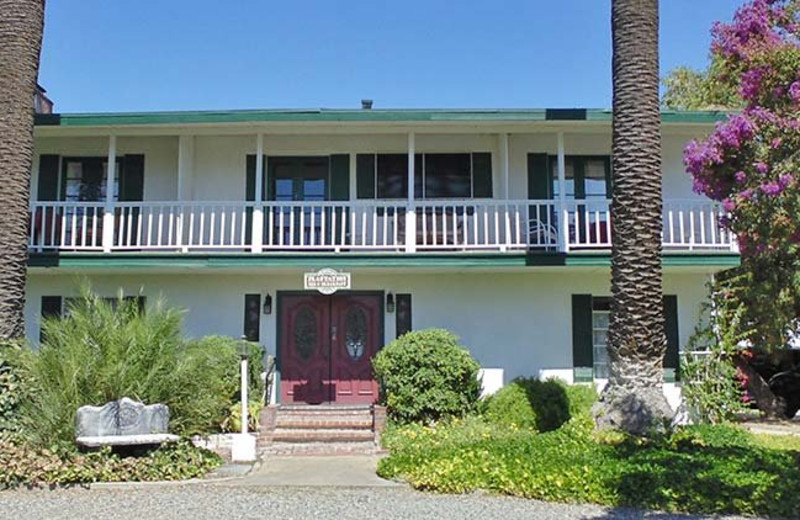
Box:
(33, 108), (731, 127)
(27, 252), (740, 270)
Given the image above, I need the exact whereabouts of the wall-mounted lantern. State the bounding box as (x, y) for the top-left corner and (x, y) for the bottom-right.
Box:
(386, 292), (395, 313)
(263, 293), (272, 315)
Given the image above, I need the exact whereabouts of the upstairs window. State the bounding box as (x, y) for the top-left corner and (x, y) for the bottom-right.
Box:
(549, 156), (611, 200)
(63, 158), (121, 202)
(361, 152), (492, 200)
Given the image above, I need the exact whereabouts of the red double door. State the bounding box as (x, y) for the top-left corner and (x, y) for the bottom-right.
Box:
(279, 293), (382, 405)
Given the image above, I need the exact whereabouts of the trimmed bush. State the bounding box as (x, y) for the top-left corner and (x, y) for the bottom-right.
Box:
(373, 329), (481, 423)
(483, 378), (598, 432)
(14, 287), (265, 450)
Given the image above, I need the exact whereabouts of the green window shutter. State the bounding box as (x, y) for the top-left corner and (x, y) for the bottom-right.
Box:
(527, 153), (552, 199)
(356, 154), (375, 199)
(574, 158), (586, 199)
(40, 296), (62, 343)
(571, 294), (594, 376)
(245, 155), (256, 201)
(329, 154), (350, 201)
(263, 156), (271, 200)
(37, 155), (60, 201)
(41, 296), (62, 319)
(603, 156), (612, 197)
(245, 155), (256, 244)
(246, 155), (269, 201)
(244, 294), (261, 342)
(396, 294), (412, 338)
(471, 152), (493, 198)
(664, 295), (680, 382)
(120, 155), (145, 201)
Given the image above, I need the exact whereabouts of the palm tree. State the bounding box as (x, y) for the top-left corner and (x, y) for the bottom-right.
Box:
(596, 0), (674, 433)
(0, 0), (46, 339)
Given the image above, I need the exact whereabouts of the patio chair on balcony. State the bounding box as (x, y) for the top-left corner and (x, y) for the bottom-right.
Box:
(528, 219), (559, 250)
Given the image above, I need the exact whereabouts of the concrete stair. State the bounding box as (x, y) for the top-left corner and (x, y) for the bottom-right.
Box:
(259, 404), (387, 456)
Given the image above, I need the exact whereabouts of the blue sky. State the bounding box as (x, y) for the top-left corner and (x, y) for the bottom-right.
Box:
(39, 1), (743, 113)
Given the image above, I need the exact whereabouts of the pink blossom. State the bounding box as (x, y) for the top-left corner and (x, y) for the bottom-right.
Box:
(723, 198), (737, 212)
(760, 180), (783, 195)
(735, 170), (748, 183)
(755, 161), (770, 174)
(790, 81), (800, 102)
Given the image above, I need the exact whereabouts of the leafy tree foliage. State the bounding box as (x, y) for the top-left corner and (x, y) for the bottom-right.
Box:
(684, 0), (800, 351)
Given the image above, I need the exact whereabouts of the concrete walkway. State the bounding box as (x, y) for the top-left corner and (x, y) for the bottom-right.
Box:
(230, 455), (401, 488)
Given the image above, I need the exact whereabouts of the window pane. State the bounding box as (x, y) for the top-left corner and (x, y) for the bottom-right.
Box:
(377, 154), (407, 199)
(303, 179), (326, 201)
(592, 309), (610, 379)
(424, 154), (471, 198)
(64, 159), (120, 202)
(585, 159), (608, 199)
(551, 158), (576, 199)
(275, 179), (294, 201)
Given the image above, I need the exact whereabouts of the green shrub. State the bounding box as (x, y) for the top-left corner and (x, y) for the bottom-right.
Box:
(378, 420), (800, 517)
(372, 329), (481, 424)
(483, 378), (598, 432)
(564, 383), (599, 418)
(15, 287), (265, 449)
(681, 281), (750, 423)
(483, 380), (538, 430)
(0, 438), (220, 487)
(0, 342), (30, 434)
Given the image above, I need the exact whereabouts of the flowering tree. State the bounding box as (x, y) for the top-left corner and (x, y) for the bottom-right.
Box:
(685, 0), (800, 358)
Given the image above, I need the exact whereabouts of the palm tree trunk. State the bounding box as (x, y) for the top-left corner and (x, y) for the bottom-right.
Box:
(595, 0), (674, 434)
(0, 0), (45, 339)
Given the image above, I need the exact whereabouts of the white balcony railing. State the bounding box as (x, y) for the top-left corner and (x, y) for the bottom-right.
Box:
(28, 199), (737, 255)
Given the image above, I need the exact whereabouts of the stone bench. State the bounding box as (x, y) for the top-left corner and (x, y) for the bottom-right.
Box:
(76, 397), (179, 448)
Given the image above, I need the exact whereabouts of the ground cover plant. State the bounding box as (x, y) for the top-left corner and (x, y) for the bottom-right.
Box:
(0, 436), (220, 488)
(378, 417), (800, 518)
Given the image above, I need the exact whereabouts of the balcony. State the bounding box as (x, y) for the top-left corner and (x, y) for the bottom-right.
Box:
(28, 199), (737, 255)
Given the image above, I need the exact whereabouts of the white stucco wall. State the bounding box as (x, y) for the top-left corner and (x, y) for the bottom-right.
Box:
(32, 136), (179, 201)
(31, 128), (711, 204)
(24, 269), (710, 383)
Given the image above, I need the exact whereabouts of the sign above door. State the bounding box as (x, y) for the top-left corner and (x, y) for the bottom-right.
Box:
(304, 268), (351, 295)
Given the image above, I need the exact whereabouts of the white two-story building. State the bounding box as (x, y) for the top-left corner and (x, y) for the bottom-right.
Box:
(25, 106), (736, 406)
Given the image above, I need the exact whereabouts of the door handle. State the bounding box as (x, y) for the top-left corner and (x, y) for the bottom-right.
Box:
(331, 325), (337, 342)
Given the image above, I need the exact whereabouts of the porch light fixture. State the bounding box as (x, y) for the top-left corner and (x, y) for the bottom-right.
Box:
(386, 292), (395, 313)
(263, 293), (272, 315)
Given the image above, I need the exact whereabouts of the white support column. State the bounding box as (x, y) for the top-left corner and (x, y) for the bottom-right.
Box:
(101, 135), (117, 253)
(177, 135), (195, 252)
(556, 132), (568, 252)
(177, 135), (195, 201)
(405, 131), (417, 253)
(251, 133), (264, 253)
(500, 133), (510, 199)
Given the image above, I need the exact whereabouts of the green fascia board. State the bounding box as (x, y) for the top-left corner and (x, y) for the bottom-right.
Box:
(28, 252), (741, 270)
(33, 108), (731, 127)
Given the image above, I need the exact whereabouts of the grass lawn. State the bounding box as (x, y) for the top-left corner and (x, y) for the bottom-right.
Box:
(377, 416), (800, 518)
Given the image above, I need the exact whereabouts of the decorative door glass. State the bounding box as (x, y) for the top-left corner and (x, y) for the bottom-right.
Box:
(294, 306), (318, 360)
(344, 307), (367, 360)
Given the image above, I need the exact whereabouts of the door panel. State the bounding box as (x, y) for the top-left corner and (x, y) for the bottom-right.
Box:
(330, 294), (382, 404)
(279, 294), (331, 404)
(279, 293), (382, 405)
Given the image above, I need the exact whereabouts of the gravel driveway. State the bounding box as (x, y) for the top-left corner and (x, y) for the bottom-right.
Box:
(0, 484), (756, 520)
